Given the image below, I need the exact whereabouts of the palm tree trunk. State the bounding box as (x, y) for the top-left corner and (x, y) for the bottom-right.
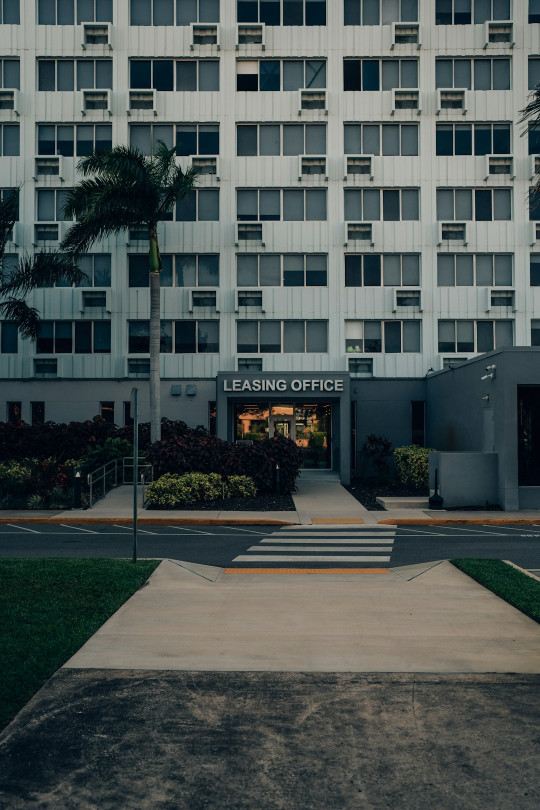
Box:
(149, 226), (161, 443)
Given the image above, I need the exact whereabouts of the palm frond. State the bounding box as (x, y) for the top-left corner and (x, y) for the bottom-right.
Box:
(157, 165), (199, 221)
(519, 86), (540, 132)
(0, 252), (88, 296)
(0, 297), (40, 341)
(76, 146), (150, 183)
(0, 189), (20, 258)
(150, 140), (178, 188)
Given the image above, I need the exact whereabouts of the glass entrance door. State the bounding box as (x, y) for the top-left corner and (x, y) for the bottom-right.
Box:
(269, 416), (295, 441)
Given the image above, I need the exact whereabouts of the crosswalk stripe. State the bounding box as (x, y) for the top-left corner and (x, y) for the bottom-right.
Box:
(247, 545), (394, 552)
(233, 555), (391, 563)
(260, 538), (395, 544)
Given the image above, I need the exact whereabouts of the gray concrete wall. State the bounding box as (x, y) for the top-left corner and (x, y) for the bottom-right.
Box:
(429, 451), (498, 508)
(0, 380), (217, 430)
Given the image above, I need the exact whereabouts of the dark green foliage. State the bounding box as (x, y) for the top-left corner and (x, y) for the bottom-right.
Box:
(452, 559), (540, 624)
(361, 434), (393, 477)
(78, 437), (134, 473)
(0, 558), (160, 729)
(394, 445), (435, 490)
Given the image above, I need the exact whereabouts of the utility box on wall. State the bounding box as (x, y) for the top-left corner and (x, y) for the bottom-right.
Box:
(429, 452), (498, 509)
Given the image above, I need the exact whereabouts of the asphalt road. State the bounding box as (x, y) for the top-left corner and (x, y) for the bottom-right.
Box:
(0, 523), (540, 572)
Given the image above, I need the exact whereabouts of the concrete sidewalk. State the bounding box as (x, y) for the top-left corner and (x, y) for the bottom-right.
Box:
(65, 559), (540, 673)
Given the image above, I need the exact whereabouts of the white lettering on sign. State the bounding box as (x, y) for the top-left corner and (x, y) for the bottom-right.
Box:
(223, 378), (345, 393)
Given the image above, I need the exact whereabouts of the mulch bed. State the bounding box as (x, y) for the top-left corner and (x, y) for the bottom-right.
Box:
(345, 481), (428, 511)
(148, 493), (296, 511)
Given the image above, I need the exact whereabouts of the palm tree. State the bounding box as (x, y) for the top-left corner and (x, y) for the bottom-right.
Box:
(0, 189), (87, 340)
(61, 143), (198, 443)
(520, 86), (540, 201)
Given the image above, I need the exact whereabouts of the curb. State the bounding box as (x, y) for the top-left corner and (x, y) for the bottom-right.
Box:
(0, 517), (296, 526)
(378, 518), (540, 526)
(503, 560), (540, 583)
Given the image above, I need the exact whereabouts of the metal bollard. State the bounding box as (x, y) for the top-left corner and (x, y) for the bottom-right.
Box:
(274, 461), (280, 495)
(73, 470), (82, 509)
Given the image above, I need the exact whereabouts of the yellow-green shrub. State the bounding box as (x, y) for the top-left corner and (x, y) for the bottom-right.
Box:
(225, 475), (257, 498)
(393, 445), (435, 490)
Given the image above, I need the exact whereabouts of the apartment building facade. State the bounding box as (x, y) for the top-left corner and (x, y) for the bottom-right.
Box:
(1, 0), (540, 486)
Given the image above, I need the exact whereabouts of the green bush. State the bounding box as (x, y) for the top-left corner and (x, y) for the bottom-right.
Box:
(226, 475), (257, 499)
(393, 445), (435, 490)
(0, 461), (32, 488)
(79, 437), (134, 473)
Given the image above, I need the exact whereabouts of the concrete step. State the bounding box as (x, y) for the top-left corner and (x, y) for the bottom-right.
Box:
(376, 496), (430, 510)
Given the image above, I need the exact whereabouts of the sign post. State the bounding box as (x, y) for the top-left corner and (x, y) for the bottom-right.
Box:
(131, 387), (138, 564)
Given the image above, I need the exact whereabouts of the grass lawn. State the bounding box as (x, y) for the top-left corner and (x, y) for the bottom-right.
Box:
(452, 559), (540, 624)
(0, 558), (160, 730)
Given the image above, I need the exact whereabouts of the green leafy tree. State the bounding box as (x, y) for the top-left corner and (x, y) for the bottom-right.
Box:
(0, 190), (86, 339)
(61, 143), (198, 442)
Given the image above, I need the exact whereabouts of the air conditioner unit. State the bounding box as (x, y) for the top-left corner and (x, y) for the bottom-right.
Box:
(437, 88), (467, 113)
(391, 22), (420, 47)
(529, 155), (540, 180)
(236, 23), (265, 48)
(128, 89), (157, 114)
(344, 155), (373, 180)
(82, 22), (112, 48)
(392, 89), (420, 113)
(34, 155), (64, 180)
(487, 288), (515, 312)
(484, 155), (513, 179)
(438, 222), (467, 244)
(393, 289), (422, 311)
(190, 23), (219, 48)
(484, 20), (513, 46)
(0, 89), (19, 115)
(298, 155), (326, 178)
(81, 89), (112, 114)
(80, 289), (110, 312)
(192, 156), (219, 177)
(236, 222), (264, 244)
(299, 89), (327, 113)
(345, 222), (373, 245)
(236, 289), (264, 311)
(189, 289), (218, 311)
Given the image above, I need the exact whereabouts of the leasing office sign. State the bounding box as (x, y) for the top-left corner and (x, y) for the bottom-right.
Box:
(222, 378), (345, 393)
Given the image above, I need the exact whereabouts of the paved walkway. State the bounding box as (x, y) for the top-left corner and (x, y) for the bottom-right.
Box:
(65, 559), (540, 673)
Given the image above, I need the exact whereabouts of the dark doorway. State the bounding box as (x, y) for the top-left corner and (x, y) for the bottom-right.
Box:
(518, 386), (540, 485)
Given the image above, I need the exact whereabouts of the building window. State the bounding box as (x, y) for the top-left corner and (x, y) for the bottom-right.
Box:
(344, 123), (418, 156)
(100, 401), (114, 424)
(130, 123), (219, 155)
(530, 59), (540, 90)
(0, 322), (17, 353)
(344, 0), (418, 25)
(345, 320), (421, 353)
(237, 60), (326, 91)
(0, 59), (20, 89)
(436, 58), (510, 90)
(175, 190), (219, 221)
(38, 0), (113, 23)
(529, 125), (540, 156)
(238, 0), (326, 24)
(344, 59), (418, 91)
(0, 254), (17, 285)
(411, 401), (425, 446)
(36, 321), (111, 353)
(123, 401), (133, 427)
(0, 124), (19, 156)
(237, 254), (327, 286)
(438, 254), (512, 286)
(345, 254), (420, 286)
(349, 358), (373, 377)
(38, 255), (111, 288)
(37, 189), (72, 223)
(237, 189), (327, 221)
(130, 0), (219, 24)
(436, 188), (511, 221)
(237, 320), (327, 353)
(531, 189), (540, 221)
(438, 320), (513, 353)
(128, 320), (219, 353)
(38, 60), (113, 91)
(129, 254), (219, 287)
(531, 0), (540, 23)
(531, 255), (540, 286)
(31, 402), (45, 426)
(7, 402), (21, 424)
(436, 123), (511, 156)
(237, 123), (326, 156)
(435, 0), (509, 25)
(344, 188), (419, 221)
(130, 60), (219, 92)
(0, 0), (20, 23)
(532, 320), (540, 346)
(37, 124), (112, 157)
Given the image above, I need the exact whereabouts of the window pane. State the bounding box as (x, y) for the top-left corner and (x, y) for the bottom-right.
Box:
(131, 0), (151, 24)
(382, 0), (399, 24)
(237, 125), (257, 156)
(37, 190), (55, 221)
(96, 60), (112, 88)
(176, 125), (197, 155)
(160, 255), (173, 286)
(305, 124), (325, 154)
(495, 320), (512, 348)
(401, 125), (418, 156)
(95, 124), (112, 151)
(400, 60), (418, 88)
(153, 124), (174, 151)
(198, 255), (219, 285)
(457, 320), (474, 352)
(363, 254), (381, 286)
(260, 60), (281, 91)
(39, 0), (56, 24)
(283, 255), (304, 286)
(198, 321), (219, 353)
(493, 189), (511, 221)
(198, 190), (219, 220)
(401, 0), (418, 20)
(493, 59), (510, 91)
(38, 61), (55, 91)
(75, 322), (92, 354)
(306, 0), (325, 24)
(363, 0), (379, 24)
(76, 125), (94, 156)
(494, 255), (512, 286)
(476, 321), (493, 353)
(455, 125), (472, 155)
(282, 60), (303, 90)
(456, 254), (474, 285)
(344, 124), (362, 154)
(175, 321), (196, 352)
(305, 60), (325, 88)
(345, 255), (363, 286)
(78, 0), (95, 21)
(38, 125), (55, 155)
(529, 58), (540, 90)
(383, 190), (400, 221)
(384, 321), (401, 353)
(283, 190), (304, 221)
(260, 125), (281, 155)
(176, 190), (196, 220)
(237, 255), (258, 286)
(93, 321), (111, 353)
(306, 254), (327, 285)
(260, 189), (280, 220)
(438, 254), (455, 286)
(491, 124), (509, 154)
(306, 189), (326, 220)
(306, 321), (327, 352)
(199, 125), (219, 154)
(474, 124), (492, 155)
(344, 190), (362, 221)
(199, 61), (219, 91)
(1, 322), (17, 353)
(237, 189), (257, 220)
(55, 321), (73, 353)
(363, 60), (380, 91)
(3, 125), (19, 156)
(260, 0), (280, 23)
(365, 321), (382, 352)
(403, 321), (420, 352)
(77, 60), (94, 90)
(282, 124), (303, 155)
(474, 0), (490, 22)
(401, 189), (419, 220)
(176, 255), (197, 286)
(200, 0), (219, 22)
(437, 189), (453, 220)
(177, 0), (197, 23)
(37, 321), (54, 353)
(129, 255), (148, 286)
(344, 60), (361, 91)
(438, 320), (455, 352)
(383, 255), (401, 286)
(402, 254), (419, 285)
(260, 255), (281, 285)
(153, 60), (174, 91)
(176, 61), (197, 90)
(436, 59), (452, 88)
(381, 60), (399, 91)
(453, 60), (471, 89)
(131, 60), (151, 88)
(237, 321), (258, 352)
(476, 255), (493, 286)
(283, 0), (303, 24)
(58, 60), (75, 91)
(283, 321), (305, 352)
(260, 321), (281, 352)
(455, 189), (472, 220)
(474, 59), (491, 90)
(363, 189), (381, 220)
(382, 125), (400, 156)
(154, 0), (174, 24)
(94, 255), (111, 286)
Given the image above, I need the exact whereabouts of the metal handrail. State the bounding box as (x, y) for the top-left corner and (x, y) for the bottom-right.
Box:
(87, 456), (152, 507)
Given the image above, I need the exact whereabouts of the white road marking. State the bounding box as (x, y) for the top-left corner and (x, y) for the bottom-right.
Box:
(247, 545), (394, 552)
(6, 524), (40, 533)
(168, 526), (213, 535)
(260, 537), (395, 545)
(112, 524), (157, 535)
(60, 524), (97, 534)
(233, 555), (391, 563)
(487, 525), (540, 535)
(437, 525), (514, 536)
(218, 526), (269, 535)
